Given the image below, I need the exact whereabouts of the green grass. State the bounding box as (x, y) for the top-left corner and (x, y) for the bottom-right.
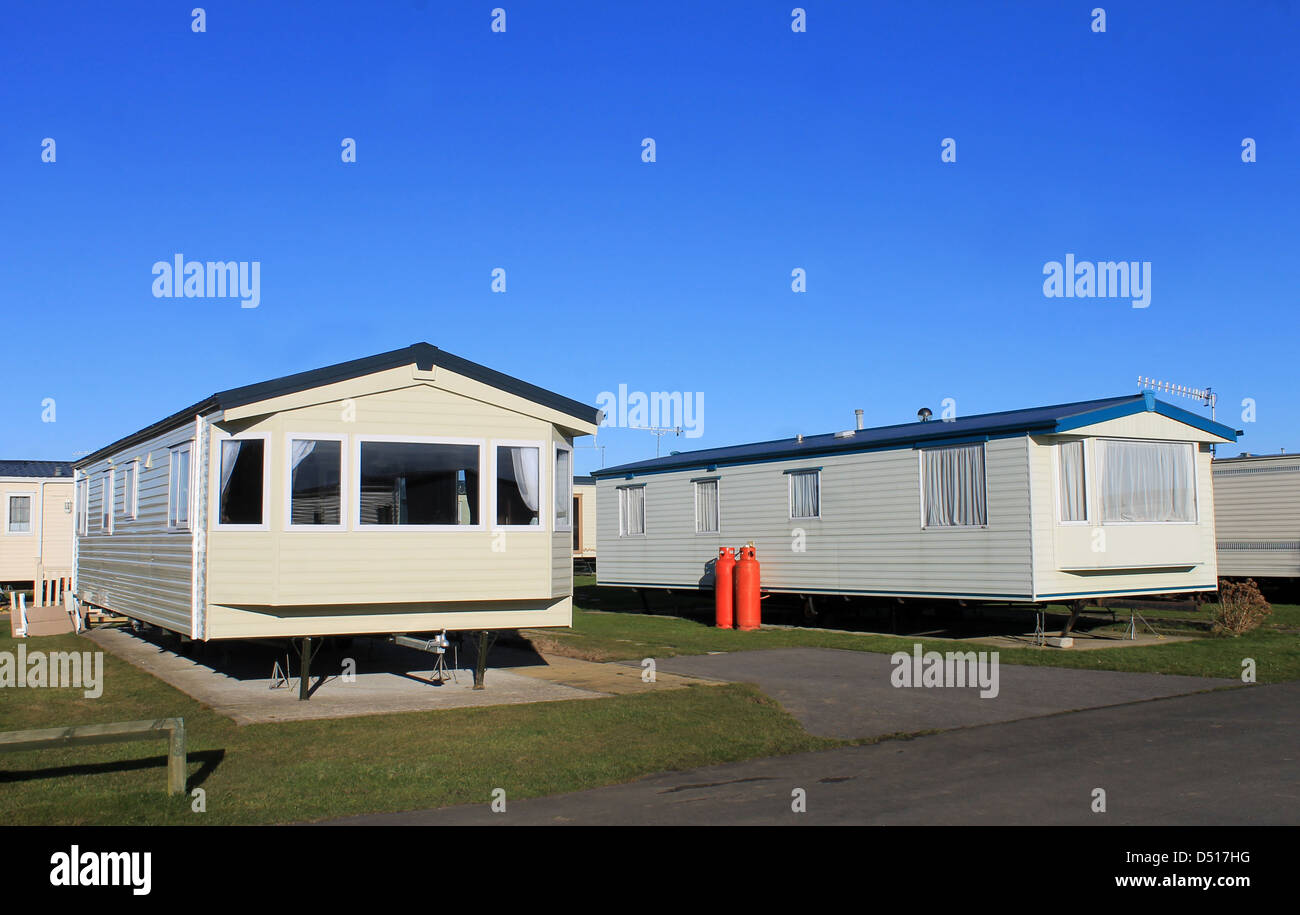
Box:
(552, 578), (1300, 682)
(0, 620), (831, 825)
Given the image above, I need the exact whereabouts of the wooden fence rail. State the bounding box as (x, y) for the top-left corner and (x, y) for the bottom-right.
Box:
(0, 718), (187, 795)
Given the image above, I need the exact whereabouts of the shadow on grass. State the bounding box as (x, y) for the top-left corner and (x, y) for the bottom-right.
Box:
(0, 748), (225, 791)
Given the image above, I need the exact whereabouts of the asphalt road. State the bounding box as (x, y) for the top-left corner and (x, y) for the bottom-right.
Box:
(328, 680), (1298, 826)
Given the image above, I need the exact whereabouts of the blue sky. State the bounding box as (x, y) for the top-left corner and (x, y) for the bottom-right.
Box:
(3, 1), (1296, 473)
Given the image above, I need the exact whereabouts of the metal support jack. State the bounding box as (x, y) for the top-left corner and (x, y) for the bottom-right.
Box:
(1032, 608), (1046, 647)
(293, 637), (317, 701)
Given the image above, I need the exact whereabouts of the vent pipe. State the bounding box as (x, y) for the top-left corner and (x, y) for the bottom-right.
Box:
(854, 409), (864, 430)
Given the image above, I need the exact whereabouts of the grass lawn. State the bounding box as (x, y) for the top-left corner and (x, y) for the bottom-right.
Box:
(537, 577), (1300, 683)
(0, 619), (832, 825)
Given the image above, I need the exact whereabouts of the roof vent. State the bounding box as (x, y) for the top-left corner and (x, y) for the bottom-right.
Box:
(54, 467), (63, 476)
(796, 434), (803, 444)
(917, 407), (933, 423)
(834, 430), (855, 439)
(855, 409), (864, 430)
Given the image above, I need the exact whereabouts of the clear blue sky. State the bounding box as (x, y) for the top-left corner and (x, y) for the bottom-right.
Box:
(3, 1), (1296, 473)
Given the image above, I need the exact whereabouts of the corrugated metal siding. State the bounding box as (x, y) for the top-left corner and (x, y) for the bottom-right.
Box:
(75, 423), (197, 634)
(1212, 456), (1300, 576)
(597, 436), (1034, 599)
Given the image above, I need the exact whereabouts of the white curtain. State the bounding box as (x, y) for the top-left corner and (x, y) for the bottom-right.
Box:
(922, 444), (987, 527)
(1058, 440), (1086, 521)
(695, 480), (719, 532)
(620, 486), (645, 535)
(509, 446), (539, 513)
(220, 440), (242, 499)
(1099, 440), (1195, 522)
(9, 496), (31, 532)
(290, 439), (316, 473)
(790, 471), (819, 519)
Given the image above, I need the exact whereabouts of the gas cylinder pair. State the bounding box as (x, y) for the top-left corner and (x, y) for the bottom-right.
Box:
(715, 545), (760, 630)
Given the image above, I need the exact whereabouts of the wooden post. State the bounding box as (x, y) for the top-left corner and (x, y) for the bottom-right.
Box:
(472, 630), (497, 690)
(167, 718), (187, 795)
(298, 637), (315, 701)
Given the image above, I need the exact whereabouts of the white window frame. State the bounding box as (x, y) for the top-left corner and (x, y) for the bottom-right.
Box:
(75, 476), (88, 536)
(283, 432), (349, 532)
(1053, 439), (1091, 525)
(918, 443), (988, 530)
(351, 434), (486, 532)
(100, 468), (114, 534)
(212, 431), (271, 531)
(787, 469), (821, 521)
(121, 460), (139, 521)
(694, 478), (720, 534)
(5, 492), (35, 536)
(168, 442), (194, 532)
(553, 443), (573, 532)
(618, 484), (647, 537)
(491, 439), (548, 532)
(1096, 437), (1199, 526)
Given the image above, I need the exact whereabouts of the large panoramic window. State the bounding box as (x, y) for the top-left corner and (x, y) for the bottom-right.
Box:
(788, 469), (820, 520)
(1057, 440), (1087, 522)
(921, 443), (987, 527)
(359, 440), (480, 526)
(1098, 439), (1196, 523)
(554, 446), (572, 529)
(6, 494), (32, 534)
(219, 438), (266, 526)
(695, 479), (719, 532)
(289, 438), (343, 527)
(618, 485), (645, 536)
(168, 443), (192, 530)
(496, 444), (540, 527)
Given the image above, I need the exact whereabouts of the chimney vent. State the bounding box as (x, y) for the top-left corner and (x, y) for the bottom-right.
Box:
(854, 409), (864, 430)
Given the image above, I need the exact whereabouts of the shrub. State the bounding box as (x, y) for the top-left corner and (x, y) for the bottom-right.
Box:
(1212, 578), (1272, 637)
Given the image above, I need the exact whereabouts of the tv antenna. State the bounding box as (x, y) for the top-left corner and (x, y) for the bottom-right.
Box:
(1137, 376), (1217, 421)
(630, 425), (682, 457)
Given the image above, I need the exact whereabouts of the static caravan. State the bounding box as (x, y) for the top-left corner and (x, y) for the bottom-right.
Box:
(1212, 453), (1300, 580)
(573, 475), (598, 571)
(593, 394), (1239, 604)
(73, 343), (599, 651)
(1, 461), (75, 607)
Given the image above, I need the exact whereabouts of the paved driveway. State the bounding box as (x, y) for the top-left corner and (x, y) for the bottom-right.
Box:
(638, 647), (1231, 738)
(327, 681), (1297, 826)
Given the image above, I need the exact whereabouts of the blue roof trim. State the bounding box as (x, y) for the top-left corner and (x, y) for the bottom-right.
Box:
(591, 394), (1193, 479)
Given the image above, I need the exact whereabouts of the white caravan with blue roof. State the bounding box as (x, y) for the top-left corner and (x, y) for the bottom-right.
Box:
(592, 394), (1240, 604)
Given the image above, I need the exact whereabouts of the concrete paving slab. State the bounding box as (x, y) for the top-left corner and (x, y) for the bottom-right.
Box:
(326, 681), (1296, 826)
(86, 627), (605, 725)
(625, 647), (1232, 739)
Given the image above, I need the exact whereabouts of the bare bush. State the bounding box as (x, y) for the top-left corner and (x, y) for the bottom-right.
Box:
(1213, 578), (1272, 637)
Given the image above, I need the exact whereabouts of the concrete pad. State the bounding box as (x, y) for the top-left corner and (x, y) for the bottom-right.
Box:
(629, 647), (1232, 739)
(86, 627), (605, 725)
(506, 653), (720, 695)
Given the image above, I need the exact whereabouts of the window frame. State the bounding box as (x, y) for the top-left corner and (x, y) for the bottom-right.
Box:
(120, 460), (138, 521)
(351, 434), (487, 532)
(491, 438), (548, 533)
(4, 491), (35, 536)
(75, 476), (88, 536)
(693, 477), (720, 534)
(918, 442), (989, 530)
(1053, 439), (1091, 525)
(787, 468), (822, 521)
(283, 432), (349, 532)
(212, 430), (271, 531)
(553, 443), (574, 532)
(617, 483), (647, 537)
(100, 468), (114, 534)
(167, 442), (194, 532)
(1096, 437), (1199, 526)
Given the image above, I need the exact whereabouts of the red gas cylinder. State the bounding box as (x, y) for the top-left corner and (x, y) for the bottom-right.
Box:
(715, 547), (736, 629)
(734, 545), (762, 631)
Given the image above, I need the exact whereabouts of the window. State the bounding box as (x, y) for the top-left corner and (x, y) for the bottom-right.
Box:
(289, 438), (343, 527)
(218, 438), (266, 526)
(359, 440), (480, 526)
(100, 469), (113, 532)
(1057, 440), (1087, 522)
(495, 444), (541, 527)
(121, 461), (138, 521)
(921, 443), (987, 527)
(168, 444), (192, 530)
(788, 469), (820, 520)
(573, 495), (582, 550)
(554, 447), (572, 529)
(6, 494), (32, 534)
(695, 479), (719, 533)
(76, 478), (88, 536)
(618, 485), (645, 536)
(1098, 439), (1196, 523)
